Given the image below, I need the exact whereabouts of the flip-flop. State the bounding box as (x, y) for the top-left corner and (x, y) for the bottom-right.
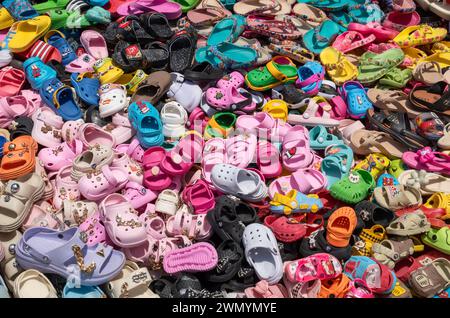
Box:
(33, 0), (70, 13)
(117, 0), (182, 20)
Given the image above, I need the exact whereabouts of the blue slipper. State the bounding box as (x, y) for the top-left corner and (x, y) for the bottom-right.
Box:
(321, 144), (353, 189)
(329, 11), (353, 33)
(128, 101), (164, 148)
(303, 20), (341, 54)
(63, 284), (106, 298)
(195, 42), (257, 70)
(207, 14), (246, 46)
(70, 72), (100, 106)
(309, 125), (343, 150)
(0, 275), (9, 298)
(376, 173), (399, 187)
(46, 31), (77, 66)
(2, 0), (38, 20)
(296, 61), (324, 95)
(23, 57), (57, 89)
(338, 81), (373, 119)
(87, 0), (109, 6)
(85, 6), (111, 24)
(40, 78), (83, 121)
(348, 3), (385, 23)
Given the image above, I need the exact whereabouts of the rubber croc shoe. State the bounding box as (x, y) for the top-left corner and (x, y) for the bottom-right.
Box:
(354, 153), (390, 179)
(326, 207), (357, 248)
(7, 15), (51, 53)
(299, 229), (352, 262)
(303, 20), (340, 55)
(80, 30), (108, 60)
(295, 61), (324, 96)
(3, 0), (39, 21)
(98, 84), (128, 118)
(0, 66), (25, 97)
(15, 227), (125, 286)
(65, 53), (96, 73)
(270, 189), (323, 215)
(338, 81), (373, 119)
(128, 101), (164, 148)
(204, 111), (236, 139)
(93, 57), (124, 85)
(422, 228), (450, 255)
(329, 169), (375, 204)
(320, 144), (354, 189)
(245, 56), (298, 92)
(70, 72), (100, 106)
(39, 78), (81, 121)
(0, 135), (38, 181)
(62, 284), (106, 298)
(309, 125), (343, 150)
(23, 57), (57, 89)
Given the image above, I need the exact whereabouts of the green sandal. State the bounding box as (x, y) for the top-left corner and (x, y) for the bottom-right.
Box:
(422, 227), (450, 255)
(378, 68), (413, 89)
(357, 48), (405, 84)
(245, 56), (298, 92)
(204, 112), (237, 139)
(329, 169), (375, 204)
(47, 9), (69, 30)
(66, 10), (92, 29)
(173, 0), (201, 12)
(33, 0), (70, 14)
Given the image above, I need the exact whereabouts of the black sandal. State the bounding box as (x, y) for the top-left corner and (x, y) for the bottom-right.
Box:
(367, 108), (430, 151)
(272, 84), (310, 109)
(354, 200), (395, 228)
(184, 61), (224, 82)
(204, 240), (244, 283)
(299, 229), (352, 262)
(9, 116), (34, 139)
(409, 81), (450, 116)
(140, 12), (174, 40)
(143, 41), (169, 70)
(168, 28), (197, 73)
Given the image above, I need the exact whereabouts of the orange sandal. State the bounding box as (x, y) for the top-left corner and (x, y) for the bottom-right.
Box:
(326, 206), (358, 248)
(0, 135), (37, 180)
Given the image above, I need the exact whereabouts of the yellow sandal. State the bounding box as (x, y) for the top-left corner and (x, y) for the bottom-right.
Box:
(393, 24), (447, 48)
(262, 99), (288, 121)
(319, 47), (357, 85)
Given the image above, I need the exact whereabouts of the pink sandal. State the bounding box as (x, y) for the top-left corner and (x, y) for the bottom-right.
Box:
(38, 139), (83, 172)
(140, 212), (166, 240)
(78, 123), (116, 148)
(256, 140), (282, 179)
(52, 165), (81, 209)
(116, 0), (182, 19)
(402, 147), (450, 175)
(0, 91), (40, 128)
(142, 146), (172, 191)
(217, 71), (245, 90)
(285, 253), (342, 283)
(100, 193), (147, 248)
(205, 86), (255, 112)
(122, 181), (157, 209)
(281, 125), (314, 171)
(161, 133), (204, 176)
(78, 165), (128, 201)
(201, 138), (226, 183)
(104, 112), (135, 145)
(79, 212), (107, 246)
(111, 152), (143, 184)
(61, 119), (84, 143)
(162, 242), (218, 274)
(166, 208), (212, 240)
(80, 30), (108, 60)
(65, 53), (96, 73)
(245, 280), (288, 298)
(0, 66), (25, 97)
(225, 133), (257, 168)
(71, 145), (114, 181)
(332, 31), (376, 53)
(31, 107), (64, 148)
(115, 138), (145, 163)
(348, 22), (399, 42)
(181, 179), (215, 215)
(382, 11), (420, 32)
(235, 112), (275, 138)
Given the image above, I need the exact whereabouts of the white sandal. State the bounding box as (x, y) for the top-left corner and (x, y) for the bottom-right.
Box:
(105, 261), (158, 298)
(13, 269), (57, 298)
(155, 190), (180, 216)
(160, 101), (188, 138)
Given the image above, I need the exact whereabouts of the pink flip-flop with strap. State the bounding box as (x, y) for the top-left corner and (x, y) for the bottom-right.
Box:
(403, 147), (450, 175)
(117, 0), (182, 19)
(332, 31), (376, 53)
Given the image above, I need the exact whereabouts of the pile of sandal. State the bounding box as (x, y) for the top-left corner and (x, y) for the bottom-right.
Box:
(0, 0), (450, 299)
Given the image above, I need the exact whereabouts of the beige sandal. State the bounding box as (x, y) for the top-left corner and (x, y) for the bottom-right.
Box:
(155, 190), (180, 217)
(233, 0), (291, 16)
(413, 61), (445, 85)
(374, 185), (422, 210)
(398, 169), (450, 195)
(13, 269), (57, 298)
(386, 211), (430, 236)
(105, 261), (158, 298)
(350, 129), (408, 158)
(0, 173), (45, 233)
(438, 123), (450, 150)
(292, 3), (327, 27)
(366, 88), (420, 118)
(0, 230), (24, 290)
(372, 237), (424, 269)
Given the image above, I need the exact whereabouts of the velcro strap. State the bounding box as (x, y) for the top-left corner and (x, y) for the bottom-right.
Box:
(266, 61), (288, 82)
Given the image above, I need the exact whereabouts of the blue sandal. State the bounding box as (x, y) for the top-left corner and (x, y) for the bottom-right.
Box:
(45, 30), (77, 66)
(128, 101), (164, 148)
(23, 57), (57, 89)
(303, 20), (341, 54)
(309, 125), (344, 150)
(207, 14), (246, 46)
(40, 78), (83, 121)
(338, 81), (373, 119)
(70, 72), (100, 106)
(195, 42), (257, 70)
(321, 144), (353, 188)
(329, 11), (353, 32)
(348, 3), (385, 23)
